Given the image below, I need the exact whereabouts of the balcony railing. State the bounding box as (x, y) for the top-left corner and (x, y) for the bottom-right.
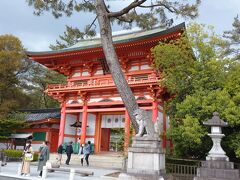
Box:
(47, 75), (159, 91)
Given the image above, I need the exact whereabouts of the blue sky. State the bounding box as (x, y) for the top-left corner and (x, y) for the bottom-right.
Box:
(0, 0), (239, 51)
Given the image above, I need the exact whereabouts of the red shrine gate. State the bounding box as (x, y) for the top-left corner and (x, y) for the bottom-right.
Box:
(27, 23), (185, 153)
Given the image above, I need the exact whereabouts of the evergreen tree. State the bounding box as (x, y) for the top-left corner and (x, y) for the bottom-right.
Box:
(27, 63), (66, 108)
(153, 23), (240, 159)
(224, 15), (240, 61)
(0, 35), (30, 139)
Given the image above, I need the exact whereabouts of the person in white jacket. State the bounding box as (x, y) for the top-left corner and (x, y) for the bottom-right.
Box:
(78, 144), (85, 166)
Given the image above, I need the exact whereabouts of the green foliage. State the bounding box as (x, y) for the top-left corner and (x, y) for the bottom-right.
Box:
(27, 63), (66, 108)
(2, 149), (38, 161)
(2, 149), (23, 158)
(0, 35), (31, 114)
(153, 23), (240, 159)
(0, 35), (34, 139)
(0, 112), (28, 139)
(33, 153), (39, 161)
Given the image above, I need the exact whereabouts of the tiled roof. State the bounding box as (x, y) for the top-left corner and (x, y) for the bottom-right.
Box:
(20, 108), (61, 122)
(26, 23), (185, 56)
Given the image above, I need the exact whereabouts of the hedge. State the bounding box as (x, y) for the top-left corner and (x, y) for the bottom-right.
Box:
(1, 149), (38, 161)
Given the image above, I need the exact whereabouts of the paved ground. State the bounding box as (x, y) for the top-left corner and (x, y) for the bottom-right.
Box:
(0, 162), (121, 180)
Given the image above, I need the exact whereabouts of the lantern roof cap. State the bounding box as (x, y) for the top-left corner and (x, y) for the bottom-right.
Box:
(203, 112), (228, 127)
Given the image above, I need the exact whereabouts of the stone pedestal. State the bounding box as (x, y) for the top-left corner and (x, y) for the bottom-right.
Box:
(194, 112), (240, 180)
(194, 160), (239, 180)
(119, 136), (165, 180)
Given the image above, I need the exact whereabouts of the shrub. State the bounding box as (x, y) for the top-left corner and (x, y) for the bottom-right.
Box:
(2, 149), (23, 158)
(1, 149), (38, 161)
(33, 153), (38, 161)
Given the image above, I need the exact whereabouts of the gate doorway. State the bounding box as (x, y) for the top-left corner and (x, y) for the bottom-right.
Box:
(100, 114), (125, 152)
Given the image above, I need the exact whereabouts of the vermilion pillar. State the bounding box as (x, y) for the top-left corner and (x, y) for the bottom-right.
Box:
(152, 100), (158, 123)
(58, 102), (66, 147)
(124, 111), (131, 153)
(80, 103), (88, 145)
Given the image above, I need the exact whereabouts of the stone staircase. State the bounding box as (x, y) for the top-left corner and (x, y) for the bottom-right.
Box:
(49, 152), (126, 169)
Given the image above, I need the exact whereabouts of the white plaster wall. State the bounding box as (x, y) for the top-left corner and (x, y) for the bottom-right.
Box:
(67, 100), (73, 104)
(140, 64), (151, 70)
(144, 95), (153, 100)
(85, 138), (94, 144)
(86, 113), (96, 136)
(95, 70), (103, 75)
(65, 114), (77, 135)
(89, 98), (103, 103)
(31, 143), (42, 151)
(64, 137), (75, 143)
(101, 114), (125, 128)
(16, 146), (24, 150)
(109, 97), (122, 101)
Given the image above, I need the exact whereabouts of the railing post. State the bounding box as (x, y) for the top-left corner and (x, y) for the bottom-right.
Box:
(69, 168), (75, 180)
(42, 166), (47, 179)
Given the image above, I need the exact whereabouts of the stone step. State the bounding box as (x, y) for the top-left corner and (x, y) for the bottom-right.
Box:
(49, 153), (125, 169)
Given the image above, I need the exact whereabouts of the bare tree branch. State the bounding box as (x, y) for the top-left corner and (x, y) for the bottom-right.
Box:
(108, 0), (147, 17)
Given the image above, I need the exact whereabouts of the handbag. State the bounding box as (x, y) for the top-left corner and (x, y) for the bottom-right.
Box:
(39, 154), (44, 161)
(24, 152), (33, 161)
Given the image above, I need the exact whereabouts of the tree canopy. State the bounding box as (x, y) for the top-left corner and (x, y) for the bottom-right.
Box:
(0, 35), (30, 139)
(153, 23), (240, 159)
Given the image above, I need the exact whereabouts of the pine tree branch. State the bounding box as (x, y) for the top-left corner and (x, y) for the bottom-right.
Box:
(85, 16), (98, 34)
(108, 0), (147, 18)
(116, 16), (133, 23)
(139, 3), (178, 13)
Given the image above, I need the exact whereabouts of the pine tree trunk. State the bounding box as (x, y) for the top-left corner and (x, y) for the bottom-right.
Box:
(95, 0), (150, 132)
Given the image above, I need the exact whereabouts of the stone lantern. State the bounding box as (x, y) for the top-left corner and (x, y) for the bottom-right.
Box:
(194, 112), (239, 180)
(203, 112), (229, 161)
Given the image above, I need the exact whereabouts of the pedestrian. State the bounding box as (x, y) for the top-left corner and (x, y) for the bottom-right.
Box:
(57, 143), (64, 165)
(21, 140), (33, 176)
(65, 141), (73, 165)
(84, 141), (92, 166)
(37, 141), (50, 177)
(78, 144), (84, 166)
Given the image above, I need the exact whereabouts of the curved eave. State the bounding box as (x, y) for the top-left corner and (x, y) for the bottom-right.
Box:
(26, 23), (185, 58)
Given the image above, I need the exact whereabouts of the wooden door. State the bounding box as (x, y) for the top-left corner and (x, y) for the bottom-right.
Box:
(50, 131), (59, 152)
(100, 128), (110, 151)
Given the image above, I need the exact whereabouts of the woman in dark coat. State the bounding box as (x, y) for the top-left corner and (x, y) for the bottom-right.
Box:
(37, 141), (50, 177)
